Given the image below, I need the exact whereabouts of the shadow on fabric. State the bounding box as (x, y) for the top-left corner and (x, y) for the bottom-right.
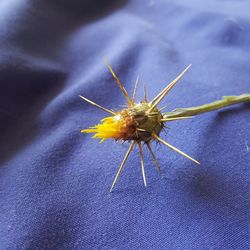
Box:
(0, 0), (128, 166)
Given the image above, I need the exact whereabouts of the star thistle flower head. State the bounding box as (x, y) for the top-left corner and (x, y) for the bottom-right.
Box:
(82, 102), (163, 142)
(80, 63), (200, 192)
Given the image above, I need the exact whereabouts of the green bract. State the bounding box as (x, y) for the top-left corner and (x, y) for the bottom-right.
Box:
(129, 102), (163, 141)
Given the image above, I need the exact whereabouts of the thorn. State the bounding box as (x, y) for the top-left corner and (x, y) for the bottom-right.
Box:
(138, 142), (147, 187)
(152, 132), (200, 165)
(161, 116), (193, 122)
(143, 82), (148, 102)
(110, 142), (135, 192)
(104, 61), (134, 106)
(132, 75), (139, 102)
(149, 65), (192, 112)
(79, 95), (116, 115)
(146, 141), (161, 174)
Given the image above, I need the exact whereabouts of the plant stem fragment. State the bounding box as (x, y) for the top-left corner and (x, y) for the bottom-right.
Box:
(164, 94), (250, 119)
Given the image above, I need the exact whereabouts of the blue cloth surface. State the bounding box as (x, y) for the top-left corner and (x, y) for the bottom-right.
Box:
(0, 0), (249, 249)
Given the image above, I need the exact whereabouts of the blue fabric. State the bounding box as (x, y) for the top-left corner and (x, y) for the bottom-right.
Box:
(0, 0), (249, 249)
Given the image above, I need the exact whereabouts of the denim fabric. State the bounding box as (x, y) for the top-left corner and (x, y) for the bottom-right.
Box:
(0, 0), (249, 249)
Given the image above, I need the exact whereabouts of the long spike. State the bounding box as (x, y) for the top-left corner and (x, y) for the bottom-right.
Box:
(79, 95), (116, 115)
(149, 65), (192, 112)
(138, 142), (147, 187)
(152, 133), (200, 165)
(146, 142), (161, 174)
(105, 63), (133, 106)
(137, 128), (146, 132)
(143, 82), (148, 102)
(132, 75), (139, 101)
(161, 116), (193, 122)
(159, 106), (168, 111)
(151, 64), (192, 104)
(110, 142), (135, 192)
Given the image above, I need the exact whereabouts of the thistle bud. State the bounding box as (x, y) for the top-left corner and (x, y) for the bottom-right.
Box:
(128, 102), (164, 141)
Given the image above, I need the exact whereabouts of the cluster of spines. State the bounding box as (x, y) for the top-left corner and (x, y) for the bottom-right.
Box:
(80, 63), (199, 192)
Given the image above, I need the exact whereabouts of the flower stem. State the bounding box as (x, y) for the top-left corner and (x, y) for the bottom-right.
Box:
(163, 94), (250, 119)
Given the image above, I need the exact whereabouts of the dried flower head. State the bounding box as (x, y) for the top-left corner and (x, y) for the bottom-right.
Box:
(80, 63), (200, 192)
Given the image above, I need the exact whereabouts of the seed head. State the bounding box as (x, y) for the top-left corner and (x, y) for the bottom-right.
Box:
(80, 63), (199, 191)
(83, 101), (164, 142)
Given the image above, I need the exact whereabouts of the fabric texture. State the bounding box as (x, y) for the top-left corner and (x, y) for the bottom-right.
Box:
(0, 0), (249, 249)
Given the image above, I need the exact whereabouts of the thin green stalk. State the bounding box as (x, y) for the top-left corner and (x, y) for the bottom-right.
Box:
(163, 94), (250, 119)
